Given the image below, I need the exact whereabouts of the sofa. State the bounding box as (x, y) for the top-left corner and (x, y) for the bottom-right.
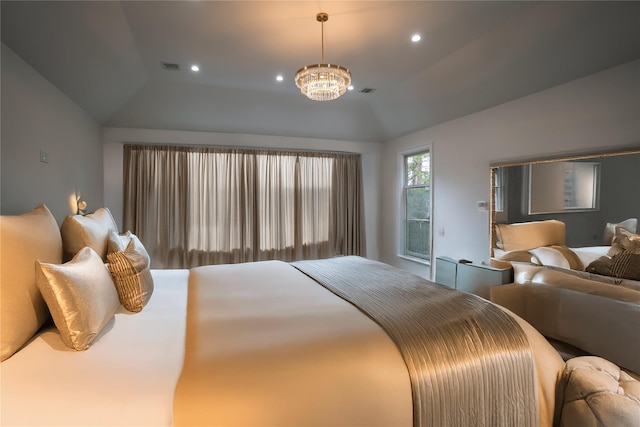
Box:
(490, 219), (640, 376)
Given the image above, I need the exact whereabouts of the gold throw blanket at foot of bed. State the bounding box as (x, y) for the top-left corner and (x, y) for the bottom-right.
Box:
(292, 256), (538, 427)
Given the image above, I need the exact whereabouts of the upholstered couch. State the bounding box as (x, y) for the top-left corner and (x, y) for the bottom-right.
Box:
(490, 219), (640, 375)
(491, 263), (640, 375)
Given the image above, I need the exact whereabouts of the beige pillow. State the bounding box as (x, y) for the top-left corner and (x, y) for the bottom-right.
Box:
(603, 218), (637, 245)
(0, 204), (62, 361)
(60, 207), (118, 262)
(107, 235), (154, 313)
(530, 245), (584, 271)
(107, 230), (151, 266)
(495, 220), (566, 252)
(612, 227), (640, 255)
(586, 245), (640, 282)
(36, 247), (120, 351)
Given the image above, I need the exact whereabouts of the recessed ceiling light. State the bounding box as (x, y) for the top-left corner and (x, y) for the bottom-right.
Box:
(190, 64), (200, 72)
(276, 75), (284, 82)
(411, 34), (422, 43)
(347, 85), (354, 91)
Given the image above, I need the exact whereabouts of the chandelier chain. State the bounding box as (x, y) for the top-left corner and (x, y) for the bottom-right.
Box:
(321, 18), (325, 63)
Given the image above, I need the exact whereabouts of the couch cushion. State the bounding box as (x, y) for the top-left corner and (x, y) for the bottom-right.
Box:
(495, 220), (565, 252)
(0, 204), (62, 361)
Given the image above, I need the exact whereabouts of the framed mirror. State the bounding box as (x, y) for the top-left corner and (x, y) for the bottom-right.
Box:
(490, 148), (640, 253)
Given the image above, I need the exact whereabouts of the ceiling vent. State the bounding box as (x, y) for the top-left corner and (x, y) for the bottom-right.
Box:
(360, 88), (376, 94)
(161, 62), (180, 71)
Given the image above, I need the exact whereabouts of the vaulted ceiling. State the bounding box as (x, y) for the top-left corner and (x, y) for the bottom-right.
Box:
(2, 1), (639, 142)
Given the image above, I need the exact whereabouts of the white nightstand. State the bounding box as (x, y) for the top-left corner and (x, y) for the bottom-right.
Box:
(435, 256), (513, 299)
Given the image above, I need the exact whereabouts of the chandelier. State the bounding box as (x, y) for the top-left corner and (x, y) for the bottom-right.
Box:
(294, 12), (352, 102)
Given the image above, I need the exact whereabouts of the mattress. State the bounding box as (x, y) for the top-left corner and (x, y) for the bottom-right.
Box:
(0, 269), (189, 427)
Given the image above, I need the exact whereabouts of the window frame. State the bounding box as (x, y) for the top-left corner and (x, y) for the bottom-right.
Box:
(398, 145), (433, 265)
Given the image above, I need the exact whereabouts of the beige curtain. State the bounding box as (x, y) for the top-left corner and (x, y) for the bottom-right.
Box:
(123, 145), (365, 268)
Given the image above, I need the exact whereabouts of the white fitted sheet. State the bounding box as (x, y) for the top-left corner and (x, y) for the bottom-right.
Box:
(0, 269), (189, 427)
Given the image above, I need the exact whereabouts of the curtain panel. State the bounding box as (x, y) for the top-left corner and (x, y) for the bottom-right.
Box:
(123, 144), (365, 268)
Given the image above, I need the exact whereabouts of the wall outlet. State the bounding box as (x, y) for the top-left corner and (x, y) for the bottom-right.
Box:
(40, 150), (48, 163)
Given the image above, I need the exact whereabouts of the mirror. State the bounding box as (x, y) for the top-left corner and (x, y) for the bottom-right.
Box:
(490, 148), (640, 252)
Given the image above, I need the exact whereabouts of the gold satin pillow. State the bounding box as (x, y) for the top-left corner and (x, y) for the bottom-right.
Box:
(36, 247), (120, 351)
(107, 234), (154, 313)
(60, 207), (118, 261)
(0, 204), (62, 361)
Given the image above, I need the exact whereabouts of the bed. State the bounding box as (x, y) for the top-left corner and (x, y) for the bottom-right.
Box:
(1, 205), (565, 427)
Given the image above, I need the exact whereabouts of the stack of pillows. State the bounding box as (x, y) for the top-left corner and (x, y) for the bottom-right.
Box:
(587, 226), (640, 281)
(0, 204), (153, 361)
(495, 218), (640, 281)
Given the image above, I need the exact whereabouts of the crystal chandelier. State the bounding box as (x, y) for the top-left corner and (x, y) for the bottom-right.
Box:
(295, 12), (352, 102)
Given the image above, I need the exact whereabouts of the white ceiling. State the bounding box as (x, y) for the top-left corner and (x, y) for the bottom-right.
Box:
(2, 1), (639, 143)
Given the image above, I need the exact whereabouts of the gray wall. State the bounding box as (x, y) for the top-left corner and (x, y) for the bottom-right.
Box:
(1, 43), (103, 224)
(502, 153), (640, 247)
(381, 60), (640, 279)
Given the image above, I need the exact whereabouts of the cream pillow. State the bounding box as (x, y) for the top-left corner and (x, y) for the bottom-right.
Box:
(603, 218), (637, 245)
(529, 246), (571, 269)
(36, 247), (120, 351)
(1, 204), (62, 361)
(107, 234), (154, 313)
(60, 207), (118, 262)
(530, 245), (584, 271)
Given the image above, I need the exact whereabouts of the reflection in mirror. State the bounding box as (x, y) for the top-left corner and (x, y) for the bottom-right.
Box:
(528, 161), (600, 214)
(490, 149), (640, 252)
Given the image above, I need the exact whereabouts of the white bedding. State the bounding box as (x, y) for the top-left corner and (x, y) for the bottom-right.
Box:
(494, 245), (610, 270)
(174, 261), (412, 427)
(0, 269), (189, 427)
(2, 262), (564, 427)
(570, 246), (610, 267)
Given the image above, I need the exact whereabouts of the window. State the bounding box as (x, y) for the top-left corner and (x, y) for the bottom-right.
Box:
(493, 167), (505, 213)
(527, 161), (600, 214)
(123, 145), (364, 268)
(403, 150), (431, 261)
